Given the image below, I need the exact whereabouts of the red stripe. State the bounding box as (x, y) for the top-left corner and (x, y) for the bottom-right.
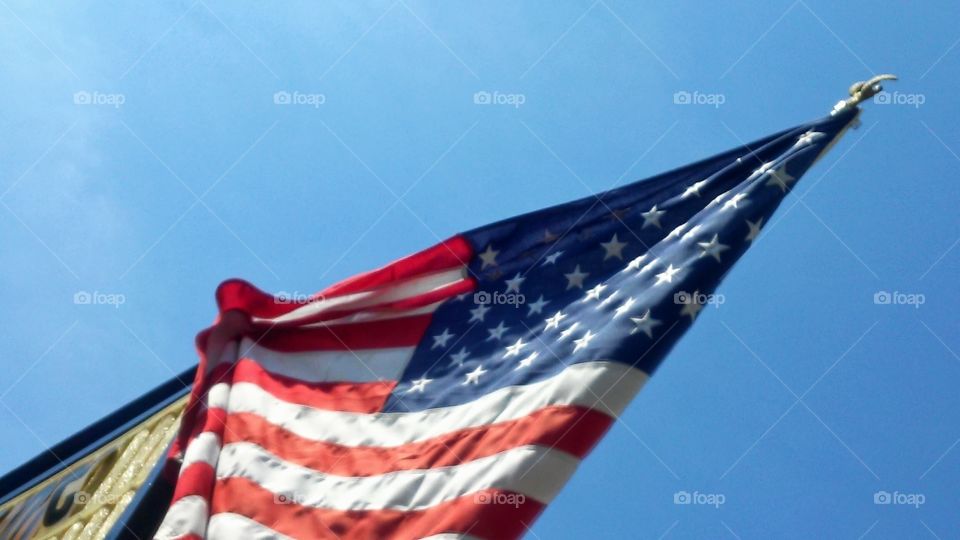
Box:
(221, 405), (613, 477)
(231, 358), (395, 413)
(211, 479), (541, 540)
(248, 314), (433, 352)
(320, 236), (472, 298)
(180, 406), (227, 448)
(171, 462), (215, 503)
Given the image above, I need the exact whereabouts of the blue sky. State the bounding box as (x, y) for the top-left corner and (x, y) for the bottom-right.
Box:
(2, 1), (958, 538)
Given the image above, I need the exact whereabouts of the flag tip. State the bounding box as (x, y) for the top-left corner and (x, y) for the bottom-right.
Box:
(832, 73), (899, 115)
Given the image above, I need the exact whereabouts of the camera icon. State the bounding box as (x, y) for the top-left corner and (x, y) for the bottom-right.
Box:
(74, 491), (90, 505)
(73, 91), (91, 105)
(473, 91), (491, 105)
(673, 91), (691, 105)
(274, 492), (293, 504)
(673, 291), (690, 304)
(474, 492), (490, 504)
(873, 490), (891, 504)
(74, 291), (92, 305)
(873, 92), (891, 105)
(473, 291), (491, 305)
(273, 91), (291, 105)
(873, 291), (891, 305)
(673, 491), (691, 504)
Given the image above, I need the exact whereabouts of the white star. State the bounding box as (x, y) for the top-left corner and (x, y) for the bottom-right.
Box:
(516, 351), (539, 369)
(463, 365), (487, 385)
(795, 130), (824, 147)
(598, 290), (620, 308)
(697, 234), (730, 262)
(542, 251), (563, 265)
(722, 192), (748, 211)
(504, 273), (526, 293)
(630, 310), (661, 338)
(682, 179), (709, 199)
(667, 223), (688, 239)
(625, 254), (647, 272)
(431, 328), (454, 349)
(486, 321), (509, 341)
(765, 165), (796, 192)
(468, 303), (490, 323)
(641, 205), (666, 229)
(504, 337), (528, 358)
(745, 217), (764, 242)
(600, 234), (628, 260)
(558, 322), (580, 340)
(583, 283), (607, 302)
(449, 347), (470, 367)
(708, 191), (727, 208)
(680, 291), (704, 321)
(544, 311), (567, 330)
(527, 295), (548, 316)
(639, 257), (660, 274)
(564, 265), (589, 290)
(573, 330), (596, 352)
(752, 162), (775, 178)
(407, 376), (432, 393)
(479, 245), (499, 269)
(654, 264), (682, 285)
(614, 297), (636, 318)
(681, 224), (703, 242)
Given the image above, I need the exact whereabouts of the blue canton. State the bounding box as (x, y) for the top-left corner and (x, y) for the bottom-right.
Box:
(384, 109), (857, 413)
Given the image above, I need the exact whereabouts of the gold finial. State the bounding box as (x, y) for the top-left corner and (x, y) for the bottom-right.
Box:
(832, 74), (898, 114)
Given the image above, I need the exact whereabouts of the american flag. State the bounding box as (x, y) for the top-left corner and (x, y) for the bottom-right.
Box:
(155, 108), (858, 540)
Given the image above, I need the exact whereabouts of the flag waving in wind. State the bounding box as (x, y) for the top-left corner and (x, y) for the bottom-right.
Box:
(156, 107), (859, 539)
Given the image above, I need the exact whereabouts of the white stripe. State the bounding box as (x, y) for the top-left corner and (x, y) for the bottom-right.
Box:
(238, 338), (416, 383)
(207, 381), (231, 410)
(308, 301), (443, 326)
(211, 360), (647, 447)
(216, 443), (578, 511)
(264, 267), (466, 324)
(180, 432), (221, 475)
(207, 513), (294, 540)
(154, 495), (208, 539)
